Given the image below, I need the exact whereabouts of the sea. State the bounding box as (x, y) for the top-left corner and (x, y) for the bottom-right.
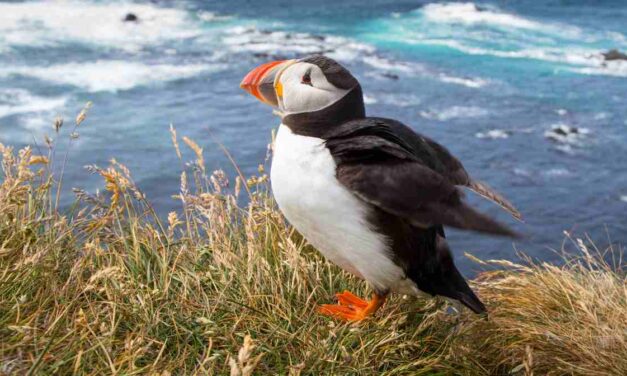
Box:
(1, 0), (626, 274)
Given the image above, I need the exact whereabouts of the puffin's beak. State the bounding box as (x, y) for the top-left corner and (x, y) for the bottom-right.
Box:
(240, 59), (296, 107)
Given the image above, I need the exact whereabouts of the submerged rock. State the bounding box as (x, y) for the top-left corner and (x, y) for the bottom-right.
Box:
(123, 13), (139, 22)
(602, 49), (627, 61)
(253, 52), (290, 61)
(544, 123), (589, 145)
(381, 72), (400, 80)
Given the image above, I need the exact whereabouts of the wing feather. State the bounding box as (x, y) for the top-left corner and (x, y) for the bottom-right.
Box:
(467, 180), (523, 221)
(327, 117), (522, 221)
(326, 117), (520, 237)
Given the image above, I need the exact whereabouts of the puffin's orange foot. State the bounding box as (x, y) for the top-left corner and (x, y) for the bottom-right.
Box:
(318, 291), (386, 321)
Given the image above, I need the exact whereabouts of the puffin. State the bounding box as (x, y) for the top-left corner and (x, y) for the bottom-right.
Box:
(240, 55), (521, 320)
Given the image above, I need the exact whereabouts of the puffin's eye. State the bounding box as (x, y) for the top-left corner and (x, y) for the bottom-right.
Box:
(301, 71), (312, 86)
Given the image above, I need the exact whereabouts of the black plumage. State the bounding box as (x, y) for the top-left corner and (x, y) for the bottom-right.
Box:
(325, 117), (520, 236)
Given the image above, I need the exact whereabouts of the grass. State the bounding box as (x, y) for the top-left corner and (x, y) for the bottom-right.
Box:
(0, 107), (625, 375)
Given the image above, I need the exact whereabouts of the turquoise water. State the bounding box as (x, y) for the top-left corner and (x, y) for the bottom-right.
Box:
(1, 1), (625, 273)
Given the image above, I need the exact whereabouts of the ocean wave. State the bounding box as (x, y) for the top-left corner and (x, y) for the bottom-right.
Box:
(380, 93), (423, 107)
(0, 89), (67, 119)
(422, 40), (627, 77)
(438, 73), (489, 88)
(0, 1), (204, 52)
(421, 2), (546, 30)
(421, 39), (585, 63)
(362, 55), (425, 73)
(363, 95), (378, 105)
(0, 61), (222, 92)
(568, 60), (627, 77)
(419, 106), (489, 121)
(365, 2), (627, 77)
(362, 55), (489, 88)
(221, 26), (375, 61)
(544, 123), (590, 147)
(196, 11), (234, 22)
(475, 129), (510, 140)
(543, 168), (572, 177)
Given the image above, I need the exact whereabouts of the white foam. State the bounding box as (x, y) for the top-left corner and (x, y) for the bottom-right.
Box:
(0, 1), (203, 52)
(0, 89), (67, 118)
(513, 168), (531, 177)
(21, 116), (51, 131)
(362, 55), (489, 88)
(362, 56), (424, 73)
(221, 27), (374, 61)
(555, 144), (576, 155)
(475, 129), (509, 139)
(363, 95), (378, 105)
(438, 73), (489, 88)
(422, 2), (552, 31)
(594, 112), (608, 120)
(196, 11), (233, 22)
(420, 106), (488, 121)
(420, 39), (627, 77)
(543, 168), (571, 177)
(423, 40), (583, 63)
(0, 61), (220, 92)
(544, 123), (590, 146)
(620, 195), (627, 203)
(569, 60), (627, 77)
(380, 93), (422, 107)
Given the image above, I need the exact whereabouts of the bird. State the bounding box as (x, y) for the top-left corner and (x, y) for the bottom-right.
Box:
(239, 55), (521, 321)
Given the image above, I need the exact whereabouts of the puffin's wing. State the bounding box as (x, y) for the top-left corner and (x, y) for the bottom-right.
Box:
(326, 117), (522, 221)
(335, 159), (518, 237)
(418, 135), (522, 221)
(325, 118), (519, 237)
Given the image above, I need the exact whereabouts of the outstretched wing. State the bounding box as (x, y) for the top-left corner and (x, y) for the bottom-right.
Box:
(325, 117), (520, 237)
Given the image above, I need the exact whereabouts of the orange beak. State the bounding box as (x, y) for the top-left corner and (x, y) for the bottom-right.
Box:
(240, 59), (295, 106)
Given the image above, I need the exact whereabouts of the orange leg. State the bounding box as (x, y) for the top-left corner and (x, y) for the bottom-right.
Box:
(318, 291), (387, 321)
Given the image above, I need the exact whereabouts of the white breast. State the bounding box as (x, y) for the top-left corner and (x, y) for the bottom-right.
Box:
(271, 124), (418, 294)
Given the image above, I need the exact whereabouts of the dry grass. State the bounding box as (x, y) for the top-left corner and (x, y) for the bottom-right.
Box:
(0, 107), (625, 375)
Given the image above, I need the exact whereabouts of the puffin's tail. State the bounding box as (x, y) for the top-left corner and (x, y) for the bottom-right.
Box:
(435, 233), (486, 314)
(412, 226), (487, 314)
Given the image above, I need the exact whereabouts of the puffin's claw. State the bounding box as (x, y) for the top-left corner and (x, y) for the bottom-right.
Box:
(318, 290), (386, 321)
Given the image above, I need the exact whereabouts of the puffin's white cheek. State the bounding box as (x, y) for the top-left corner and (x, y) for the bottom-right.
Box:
(283, 87), (334, 114)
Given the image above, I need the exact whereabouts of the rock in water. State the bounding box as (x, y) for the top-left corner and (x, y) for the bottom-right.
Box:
(602, 49), (627, 61)
(123, 13), (139, 22)
(544, 123), (589, 145)
(381, 72), (400, 80)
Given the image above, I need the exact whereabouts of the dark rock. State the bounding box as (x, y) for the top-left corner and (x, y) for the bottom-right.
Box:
(253, 52), (290, 61)
(602, 49), (627, 61)
(123, 13), (139, 22)
(551, 125), (579, 136)
(382, 72), (400, 80)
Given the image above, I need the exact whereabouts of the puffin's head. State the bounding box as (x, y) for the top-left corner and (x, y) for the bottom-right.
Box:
(240, 55), (364, 129)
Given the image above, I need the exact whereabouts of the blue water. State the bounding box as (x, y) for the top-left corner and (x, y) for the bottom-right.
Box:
(1, 0), (626, 273)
